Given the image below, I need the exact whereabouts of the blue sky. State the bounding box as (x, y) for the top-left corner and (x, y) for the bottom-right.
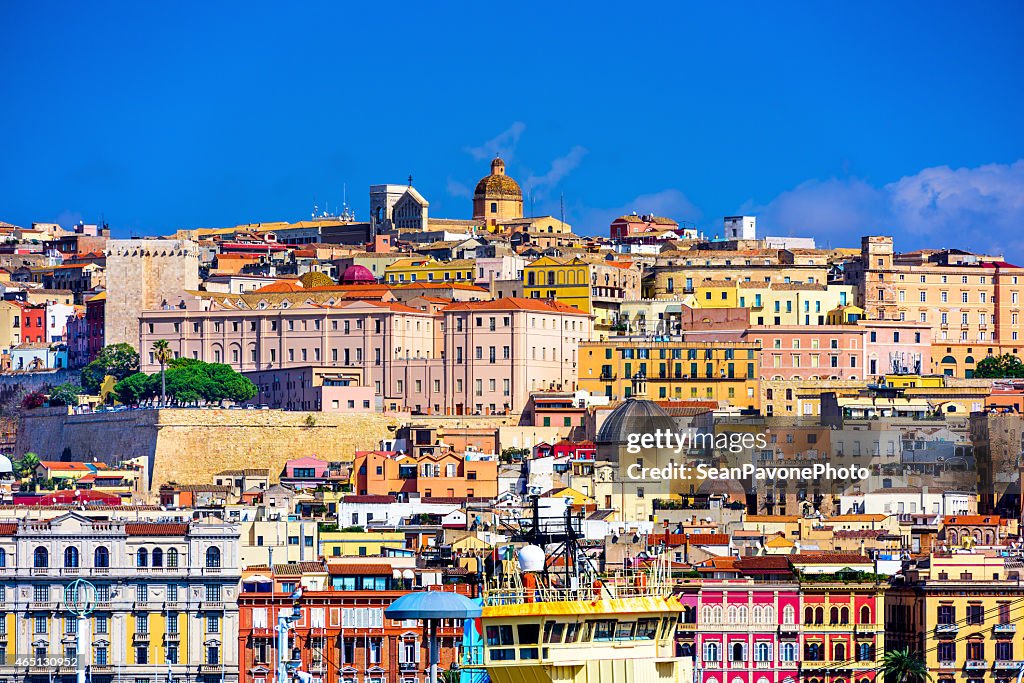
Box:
(2, 2), (1023, 255)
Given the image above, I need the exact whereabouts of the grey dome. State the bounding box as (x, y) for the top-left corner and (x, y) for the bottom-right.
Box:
(596, 398), (677, 444)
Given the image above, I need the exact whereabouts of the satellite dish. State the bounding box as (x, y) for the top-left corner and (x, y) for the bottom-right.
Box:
(518, 545), (545, 572)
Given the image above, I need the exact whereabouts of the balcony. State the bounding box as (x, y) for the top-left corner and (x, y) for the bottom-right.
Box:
(935, 624), (959, 636)
(995, 623), (1017, 635)
(202, 601), (225, 611)
(399, 663), (419, 672)
(133, 631), (150, 641)
(938, 661), (957, 670)
(199, 665), (223, 674)
(165, 631), (181, 641)
(994, 661), (1024, 671)
(29, 601), (56, 611)
(965, 660), (988, 670)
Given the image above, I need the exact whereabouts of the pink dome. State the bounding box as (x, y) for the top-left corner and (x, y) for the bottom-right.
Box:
(341, 264), (376, 284)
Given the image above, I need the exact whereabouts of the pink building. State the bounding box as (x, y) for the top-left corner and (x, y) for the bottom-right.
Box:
(697, 556), (801, 683)
(745, 326), (865, 381)
(858, 320), (932, 379)
(138, 296), (591, 415)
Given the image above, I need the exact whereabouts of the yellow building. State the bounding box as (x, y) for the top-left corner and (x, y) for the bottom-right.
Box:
(0, 300), (22, 351)
(739, 282), (855, 326)
(578, 339), (761, 408)
(694, 280), (739, 308)
(524, 256), (592, 312)
(319, 530), (406, 558)
(888, 551), (1024, 683)
(826, 304), (866, 325)
(384, 257), (475, 284)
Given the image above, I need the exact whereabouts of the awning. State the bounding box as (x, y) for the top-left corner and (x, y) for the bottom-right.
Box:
(242, 575), (272, 583)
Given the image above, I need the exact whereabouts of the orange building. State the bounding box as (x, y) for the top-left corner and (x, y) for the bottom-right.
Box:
(353, 448), (498, 499)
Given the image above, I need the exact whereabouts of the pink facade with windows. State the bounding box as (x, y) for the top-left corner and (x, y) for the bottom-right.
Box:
(696, 573), (801, 683)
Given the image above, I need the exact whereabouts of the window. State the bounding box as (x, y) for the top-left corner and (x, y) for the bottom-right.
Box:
(206, 547), (221, 568)
(137, 548), (148, 567)
(64, 546), (79, 568)
(33, 546), (48, 568)
(167, 548), (178, 568)
(94, 546), (109, 568)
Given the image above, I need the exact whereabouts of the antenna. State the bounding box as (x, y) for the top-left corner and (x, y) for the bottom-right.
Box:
(560, 192), (565, 227)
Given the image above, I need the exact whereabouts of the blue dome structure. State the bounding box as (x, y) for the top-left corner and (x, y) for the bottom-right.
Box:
(385, 590), (482, 620)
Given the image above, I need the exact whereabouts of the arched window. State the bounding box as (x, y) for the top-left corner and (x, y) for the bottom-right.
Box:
(737, 606), (748, 623)
(206, 546), (221, 569)
(860, 606), (871, 625)
(763, 605), (775, 624)
(728, 606), (738, 623)
(756, 642), (771, 662)
(752, 606), (763, 624)
(64, 546), (79, 568)
(858, 643), (873, 661)
(814, 607), (824, 624)
(784, 605), (795, 625)
(806, 643), (822, 661)
(804, 606), (814, 624)
(0, 547), (5, 568)
(152, 548), (163, 568)
(704, 642), (720, 662)
(33, 546), (48, 568)
(94, 547), (109, 568)
(137, 548), (148, 567)
(167, 548), (178, 568)
(713, 605), (723, 623)
(830, 607), (839, 624)
(840, 607), (849, 624)
(834, 643), (846, 661)
(781, 642), (797, 661)
(731, 642), (745, 662)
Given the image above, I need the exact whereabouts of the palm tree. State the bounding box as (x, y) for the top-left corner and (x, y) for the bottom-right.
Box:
(16, 452), (40, 480)
(881, 648), (931, 683)
(152, 339), (172, 406)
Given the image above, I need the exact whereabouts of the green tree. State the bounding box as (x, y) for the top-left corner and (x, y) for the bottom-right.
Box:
(881, 648), (931, 683)
(80, 343), (140, 393)
(15, 452), (40, 478)
(152, 339), (173, 406)
(47, 383), (82, 407)
(973, 354), (1024, 378)
(113, 372), (153, 405)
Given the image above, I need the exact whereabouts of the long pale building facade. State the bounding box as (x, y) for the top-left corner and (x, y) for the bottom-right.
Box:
(137, 296), (592, 415)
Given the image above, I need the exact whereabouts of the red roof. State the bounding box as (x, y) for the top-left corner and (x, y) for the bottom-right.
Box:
(125, 523), (190, 536)
(326, 563), (394, 576)
(790, 553), (872, 564)
(0, 523), (16, 535)
(686, 533), (730, 546)
(443, 297), (591, 315)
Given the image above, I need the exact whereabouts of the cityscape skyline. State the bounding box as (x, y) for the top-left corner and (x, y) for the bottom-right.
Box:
(2, 3), (1024, 255)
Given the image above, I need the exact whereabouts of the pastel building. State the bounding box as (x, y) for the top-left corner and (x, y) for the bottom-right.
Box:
(697, 556), (801, 683)
(138, 296), (591, 415)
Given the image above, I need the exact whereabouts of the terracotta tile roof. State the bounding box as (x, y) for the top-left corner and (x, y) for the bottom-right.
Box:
(687, 533), (731, 546)
(442, 297), (590, 315)
(342, 495), (395, 504)
(790, 553), (872, 564)
(273, 561), (326, 576)
(326, 563), (394, 576)
(698, 556), (738, 571)
(944, 515), (1004, 525)
(125, 523), (189, 536)
(255, 280), (305, 293)
(38, 461), (92, 472)
(0, 523), (17, 535)
(736, 556), (793, 571)
(829, 514), (887, 522)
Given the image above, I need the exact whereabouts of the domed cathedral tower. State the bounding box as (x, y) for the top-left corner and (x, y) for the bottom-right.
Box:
(472, 156), (524, 227)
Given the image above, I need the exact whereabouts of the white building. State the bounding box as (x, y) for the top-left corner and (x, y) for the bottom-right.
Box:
(724, 215), (756, 240)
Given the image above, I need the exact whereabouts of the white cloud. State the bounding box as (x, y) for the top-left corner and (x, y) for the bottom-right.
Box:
(751, 160), (1024, 256)
(524, 145), (588, 196)
(446, 178), (471, 198)
(465, 122), (526, 162)
(576, 188), (701, 236)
